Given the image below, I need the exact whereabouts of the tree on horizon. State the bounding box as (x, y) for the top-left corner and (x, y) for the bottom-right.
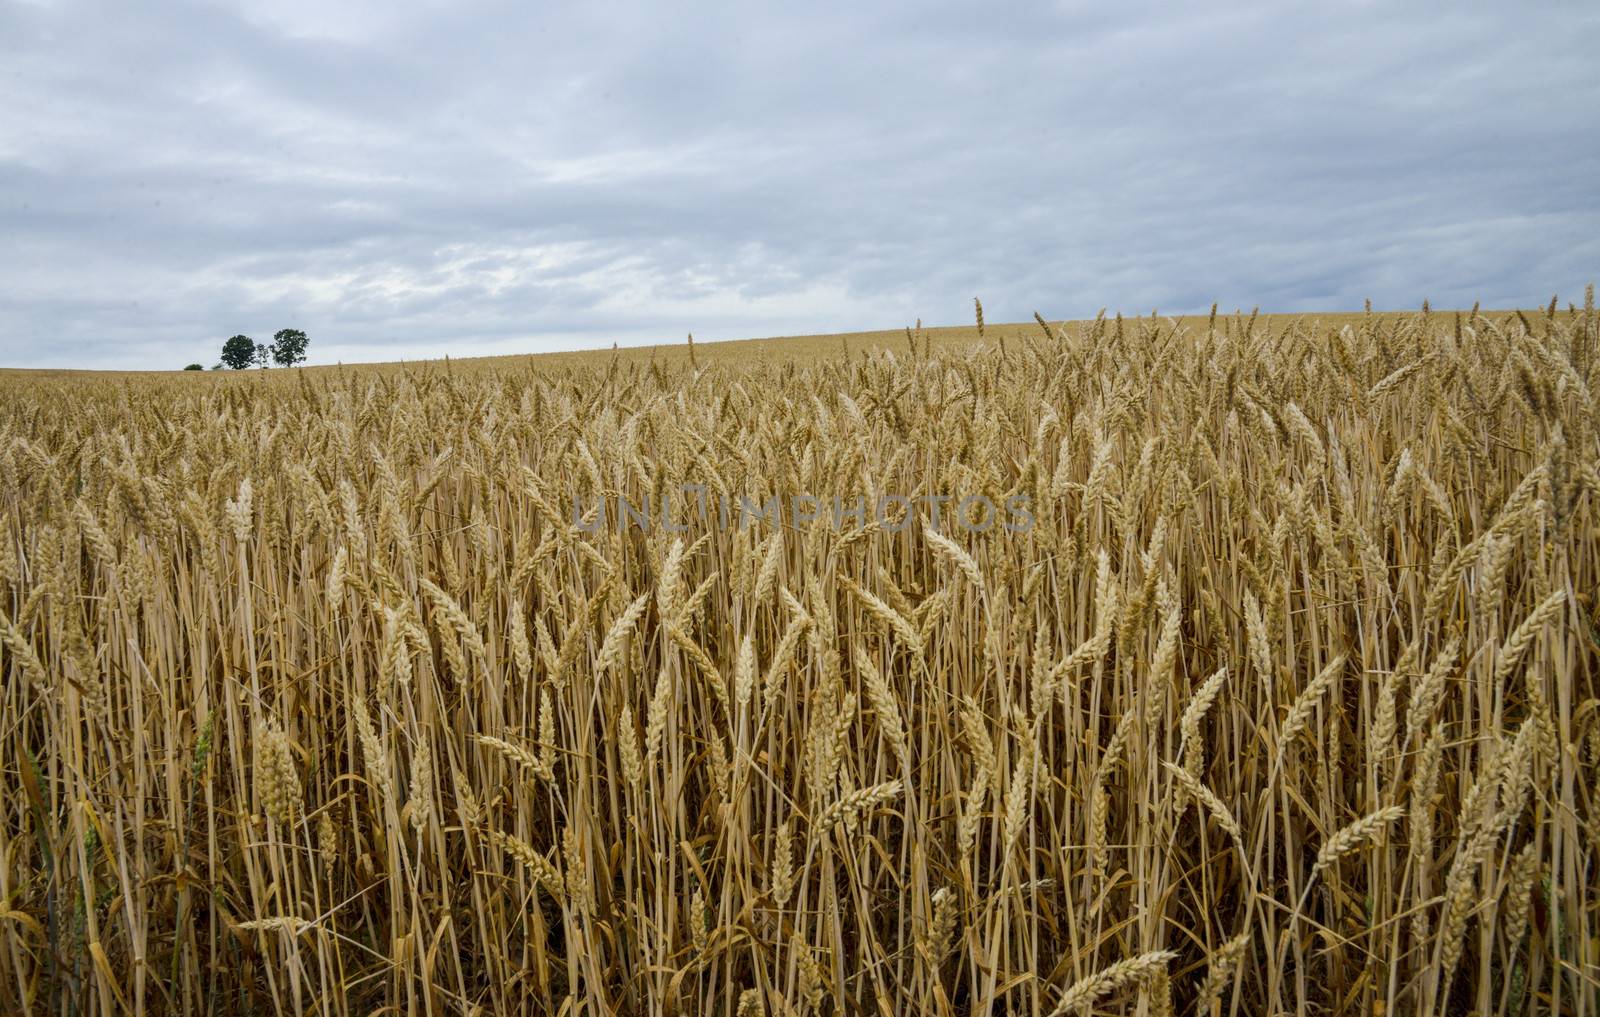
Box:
(220, 335), (255, 370)
(271, 328), (309, 366)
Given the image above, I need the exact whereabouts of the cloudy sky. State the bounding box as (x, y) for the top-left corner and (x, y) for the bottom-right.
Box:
(2, 1), (1597, 370)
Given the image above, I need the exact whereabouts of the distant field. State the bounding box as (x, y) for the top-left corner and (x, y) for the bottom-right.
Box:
(0, 303), (1595, 1016)
(0, 308), (1534, 379)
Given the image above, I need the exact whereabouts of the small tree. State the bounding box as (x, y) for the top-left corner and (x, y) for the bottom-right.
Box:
(271, 329), (309, 367)
(253, 343), (271, 368)
(221, 335), (256, 370)
(183, 363), (204, 371)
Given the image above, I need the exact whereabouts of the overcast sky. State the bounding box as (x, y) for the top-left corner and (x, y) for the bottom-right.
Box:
(2, 1), (1597, 370)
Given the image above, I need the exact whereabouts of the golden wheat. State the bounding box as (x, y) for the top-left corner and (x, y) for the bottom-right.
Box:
(0, 306), (1593, 1016)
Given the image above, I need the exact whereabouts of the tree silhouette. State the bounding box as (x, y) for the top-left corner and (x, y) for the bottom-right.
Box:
(221, 335), (255, 370)
(271, 328), (309, 366)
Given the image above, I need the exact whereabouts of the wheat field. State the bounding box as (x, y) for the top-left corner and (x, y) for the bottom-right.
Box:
(1, 303), (1597, 1016)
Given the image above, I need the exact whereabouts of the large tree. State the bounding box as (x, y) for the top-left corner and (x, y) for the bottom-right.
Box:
(271, 328), (309, 366)
(221, 335), (256, 370)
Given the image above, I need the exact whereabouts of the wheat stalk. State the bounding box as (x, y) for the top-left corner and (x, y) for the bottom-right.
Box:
(815, 781), (903, 834)
(1313, 805), (1404, 877)
(1049, 951), (1176, 1017)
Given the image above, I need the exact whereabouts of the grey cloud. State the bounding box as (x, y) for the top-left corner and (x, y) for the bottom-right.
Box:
(1, 0), (1597, 368)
